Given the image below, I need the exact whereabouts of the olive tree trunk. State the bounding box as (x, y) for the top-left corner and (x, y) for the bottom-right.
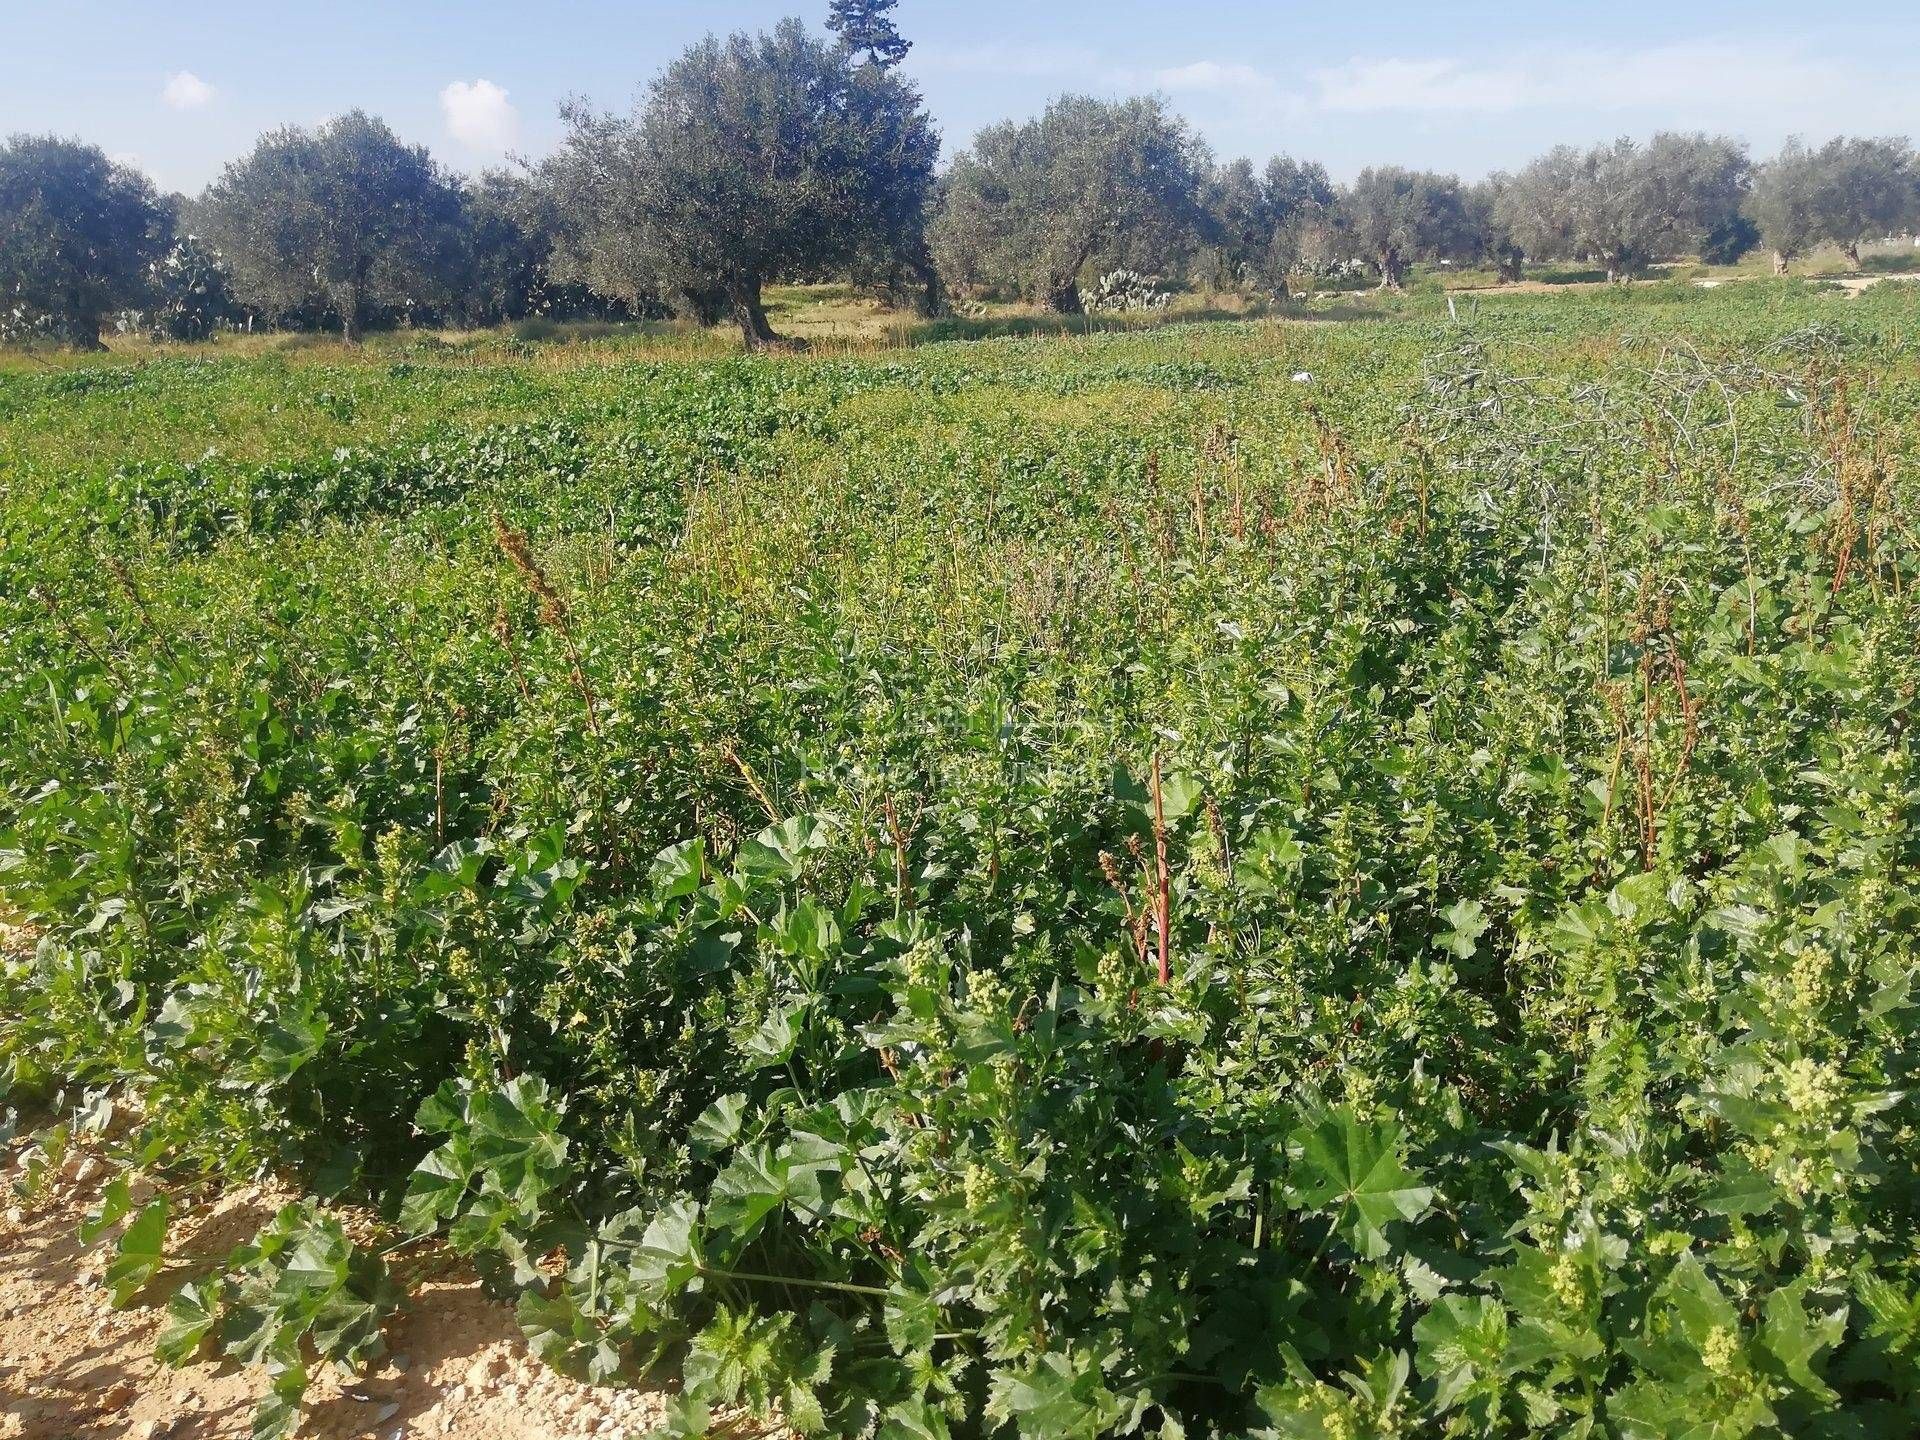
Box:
(55, 296), (106, 351)
(1376, 248), (1405, 291)
(1045, 277), (1084, 315)
(726, 274), (779, 350)
(914, 256), (946, 319)
(1772, 250), (1790, 277)
(1841, 241), (1863, 270)
(337, 281), (363, 345)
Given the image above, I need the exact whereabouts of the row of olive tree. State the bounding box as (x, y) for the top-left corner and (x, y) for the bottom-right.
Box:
(0, 120), (617, 349)
(4, 3), (1917, 346)
(934, 112), (1918, 305)
(1, 1), (932, 349)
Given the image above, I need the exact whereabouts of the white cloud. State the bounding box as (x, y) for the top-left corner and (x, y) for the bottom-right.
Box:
(161, 71), (214, 111)
(439, 79), (519, 154)
(1155, 60), (1271, 94)
(1306, 41), (1861, 116)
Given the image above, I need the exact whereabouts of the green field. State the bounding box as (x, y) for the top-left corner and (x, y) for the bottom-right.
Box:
(5, 282), (1920, 1438)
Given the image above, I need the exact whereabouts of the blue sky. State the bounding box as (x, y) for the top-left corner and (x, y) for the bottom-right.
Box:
(4, 1), (1917, 194)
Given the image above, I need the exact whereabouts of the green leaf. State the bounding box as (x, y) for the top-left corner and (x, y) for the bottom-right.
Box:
(78, 1174), (133, 1243)
(1413, 1293), (1508, 1413)
(105, 1196), (169, 1306)
(742, 1004), (807, 1069)
(650, 838), (707, 901)
(310, 1294), (387, 1367)
(1760, 1286), (1845, 1400)
(399, 1141), (472, 1234)
(517, 1287), (594, 1380)
(879, 1399), (953, 1440)
(414, 1079), (469, 1137)
(1434, 898), (1489, 959)
(156, 1280), (223, 1366)
(707, 1145), (791, 1240)
(691, 1093), (749, 1159)
(251, 1363), (308, 1440)
(1291, 1108), (1433, 1259)
(738, 814), (832, 880)
(1160, 771), (1204, 822)
(258, 1010), (326, 1078)
(989, 1350), (1117, 1440)
(884, 1284), (938, 1355)
(625, 1198), (702, 1302)
(1700, 1156), (1778, 1217)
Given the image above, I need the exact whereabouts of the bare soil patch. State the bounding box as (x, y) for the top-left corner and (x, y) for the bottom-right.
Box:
(0, 1151), (665, 1440)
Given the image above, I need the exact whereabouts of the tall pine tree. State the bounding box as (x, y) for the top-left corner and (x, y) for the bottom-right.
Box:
(826, 0), (910, 68)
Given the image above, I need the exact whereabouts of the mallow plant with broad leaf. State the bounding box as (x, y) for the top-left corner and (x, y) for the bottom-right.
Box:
(3, 282), (1920, 1437)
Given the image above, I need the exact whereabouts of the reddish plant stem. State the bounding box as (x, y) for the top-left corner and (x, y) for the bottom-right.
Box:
(1150, 750), (1171, 986)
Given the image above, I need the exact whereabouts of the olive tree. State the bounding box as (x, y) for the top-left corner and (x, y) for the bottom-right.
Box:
(1339, 167), (1475, 289)
(1812, 137), (1916, 268)
(1261, 156), (1341, 292)
(0, 135), (166, 349)
(1467, 175), (1526, 282)
(1747, 138), (1824, 273)
(551, 19), (937, 347)
(932, 95), (1210, 313)
(1498, 134), (1748, 282)
(1750, 136), (1916, 274)
(1195, 158), (1267, 290)
(1196, 155), (1336, 295)
(198, 111), (464, 342)
(454, 169), (600, 327)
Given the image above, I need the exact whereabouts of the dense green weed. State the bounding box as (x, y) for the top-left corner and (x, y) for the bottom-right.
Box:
(4, 286), (1920, 1437)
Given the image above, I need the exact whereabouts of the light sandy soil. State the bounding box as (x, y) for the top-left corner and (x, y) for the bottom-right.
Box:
(1808, 273), (1920, 295)
(0, 1150), (667, 1440)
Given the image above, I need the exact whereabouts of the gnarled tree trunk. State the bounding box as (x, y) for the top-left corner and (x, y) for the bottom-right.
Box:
(913, 256), (945, 319)
(1045, 277), (1084, 315)
(55, 296), (105, 351)
(1772, 250), (1790, 277)
(1842, 241), (1862, 270)
(337, 281), (363, 345)
(726, 274), (778, 350)
(1376, 248), (1405, 291)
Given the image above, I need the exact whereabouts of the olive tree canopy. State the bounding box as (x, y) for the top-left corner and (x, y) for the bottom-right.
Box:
(549, 18), (938, 346)
(0, 134), (167, 349)
(931, 94), (1210, 314)
(1749, 135), (1916, 273)
(1339, 167), (1476, 289)
(198, 111), (463, 342)
(1747, 138), (1824, 273)
(1811, 137), (1915, 267)
(1195, 155), (1336, 294)
(1497, 133), (1749, 282)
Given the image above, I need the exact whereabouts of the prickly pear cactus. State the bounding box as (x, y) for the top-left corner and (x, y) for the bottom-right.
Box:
(1080, 269), (1171, 312)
